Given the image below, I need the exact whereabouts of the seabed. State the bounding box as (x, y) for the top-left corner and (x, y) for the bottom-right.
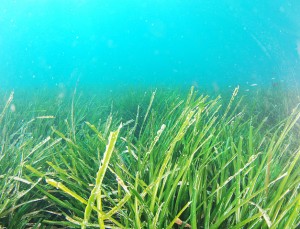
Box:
(0, 86), (299, 228)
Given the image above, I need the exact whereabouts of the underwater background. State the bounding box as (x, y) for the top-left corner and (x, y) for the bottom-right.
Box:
(1, 1), (300, 228)
(1, 0), (300, 92)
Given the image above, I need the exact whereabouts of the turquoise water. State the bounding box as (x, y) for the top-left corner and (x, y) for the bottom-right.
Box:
(0, 1), (300, 91)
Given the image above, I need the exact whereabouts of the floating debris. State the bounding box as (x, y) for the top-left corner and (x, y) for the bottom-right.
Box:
(250, 84), (258, 87)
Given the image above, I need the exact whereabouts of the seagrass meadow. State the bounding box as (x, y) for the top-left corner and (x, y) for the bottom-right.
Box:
(2, 1), (300, 228)
(0, 86), (300, 228)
